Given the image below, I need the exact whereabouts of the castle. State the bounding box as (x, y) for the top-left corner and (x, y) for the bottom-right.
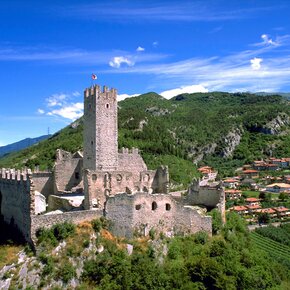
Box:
(0, 85), (225, 245)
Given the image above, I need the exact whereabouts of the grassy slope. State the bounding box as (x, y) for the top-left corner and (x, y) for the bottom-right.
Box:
(0, 91), (290, 185)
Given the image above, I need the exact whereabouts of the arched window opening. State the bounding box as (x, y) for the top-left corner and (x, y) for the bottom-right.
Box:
(152, 201), (157, 211)
(135, 204), (141, 210)
(106, 103), (109, 109)
(166, 203), (171, 211)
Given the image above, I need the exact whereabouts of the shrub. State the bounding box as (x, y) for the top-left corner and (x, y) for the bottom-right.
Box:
(53, 222), (75, 240)
(194, 231), (208, 245)
(83, 239), (90, 248)
(149, 228), (156, 240)
(56, 263), (76, 284)
(39, 254), (54, 277)
(91, 219), (102, 233)
(36, 222), (75, 246)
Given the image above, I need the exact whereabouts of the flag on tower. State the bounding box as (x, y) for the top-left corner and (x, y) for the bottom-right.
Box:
(91, 73), (97, 80)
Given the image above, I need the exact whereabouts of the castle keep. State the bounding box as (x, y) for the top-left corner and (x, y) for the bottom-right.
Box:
(0, 84), (224, 244)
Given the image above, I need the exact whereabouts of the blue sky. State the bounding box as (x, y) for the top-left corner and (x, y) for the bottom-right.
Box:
(0, 0), (290, 146)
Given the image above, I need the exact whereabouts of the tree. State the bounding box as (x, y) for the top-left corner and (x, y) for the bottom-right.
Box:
(279, 192), (288, 201)
(259, 192), (266, 200)
(258, 213), (270, 224)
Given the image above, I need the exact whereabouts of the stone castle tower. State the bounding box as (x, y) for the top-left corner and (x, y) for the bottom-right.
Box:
(83, 85), (118, 171)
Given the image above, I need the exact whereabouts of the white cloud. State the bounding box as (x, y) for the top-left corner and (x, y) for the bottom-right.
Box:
(72, 91), (81, 97)
(46, 93), (68, 107)
(109, 56), (134, 68)
(261, 34), (276, 45)
(117, 93), (140, 101)
(37, 109), (45, 114)
(136, 46), (145, 52)
(65, 3), (276, 22)
(153, 41), (159, 47)
(160, 85), (208, 99)
(47, 102), (83, 120)
(44, 91), (83, 120)
(250, 57), (263, 70)
(107, 34), (290, 93)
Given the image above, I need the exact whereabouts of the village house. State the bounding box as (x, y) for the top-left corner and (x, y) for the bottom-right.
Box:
(223, 178), (240, 189)
(266, 183), (290, 193)
(241, 169), (259, 179)
(273, 206), (290, 218)
(225, 189), (242, 200)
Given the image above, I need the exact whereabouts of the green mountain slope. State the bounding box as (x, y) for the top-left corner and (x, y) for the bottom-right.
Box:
(1, 91), (290, 185)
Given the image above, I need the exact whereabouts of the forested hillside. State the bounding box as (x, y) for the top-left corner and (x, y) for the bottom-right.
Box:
(1, 213), (289, 289)
(1, 91), (290, 185)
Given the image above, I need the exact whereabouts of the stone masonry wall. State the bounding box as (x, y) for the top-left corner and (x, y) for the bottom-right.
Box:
(30, 209), (102, 244)
(186, 181), (226, 223)
(0, 169), (35, 242)
(54, 149), (83, 193)
(106, 192), (212, 238)
(118, 148), (147, 174)
(84, 168), (158, 210)
(83, 85), (118, 171)
(187, 181), (224, 207)
(32, 172), (53, 198)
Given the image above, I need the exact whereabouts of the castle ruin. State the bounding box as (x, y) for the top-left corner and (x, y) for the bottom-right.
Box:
(0, 84), (225, 244)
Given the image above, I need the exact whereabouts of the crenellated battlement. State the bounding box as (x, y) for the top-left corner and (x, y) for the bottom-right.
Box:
(84, 84), (117, 99)
(119, 147), (139, 155)
(0, 168), (32, 182)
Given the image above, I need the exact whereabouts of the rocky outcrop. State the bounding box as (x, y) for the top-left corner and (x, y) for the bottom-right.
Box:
(137, 118), (148, 131)
(192, 143), (217, 164)
(263, 113), (290, 135)
(190, 128), (242, 162)
(219, 128), (243, 158)
(145, 107), (170, 116)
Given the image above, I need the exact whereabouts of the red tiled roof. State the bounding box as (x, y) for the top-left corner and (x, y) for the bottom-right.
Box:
(225, 190), (242, 194)
(224, 179), (238, 183)
(273, 207), (289, 212)
(256, 208), (276, 214)
(245, 197), (260, 202)
(232, 206), (247, 212)
(246, 204), (261, 210)
(243, 170), (258, 173)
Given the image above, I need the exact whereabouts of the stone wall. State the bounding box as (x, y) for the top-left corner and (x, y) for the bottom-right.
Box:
(186, 180), (226, 223)
(106, 192), (212, 238)
(0, 169), (35, 242)
(83, 85), (118, 171)
(118, 148), (147, 174)
(30, 209), (102, 244)
(83, 168), (165, 210)
(151, 165), (169, 193)
(32, 172), (53, 198)
(54, 149), (83, 193)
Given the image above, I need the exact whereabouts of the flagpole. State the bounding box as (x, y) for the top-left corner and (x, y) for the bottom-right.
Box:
(91, 73), (97, 87)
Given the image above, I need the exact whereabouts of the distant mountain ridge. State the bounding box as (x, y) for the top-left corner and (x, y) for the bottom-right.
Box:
(0, 135), (51, 157)
(255, 92), (290, 99)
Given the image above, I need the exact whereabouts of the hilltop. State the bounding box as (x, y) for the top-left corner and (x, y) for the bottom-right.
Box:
(1, 91), (290, 185)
